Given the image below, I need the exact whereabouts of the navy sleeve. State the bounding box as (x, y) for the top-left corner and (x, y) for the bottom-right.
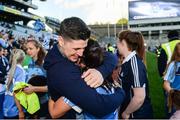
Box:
(96, 52), (118, 79)
(130, 57), (147, 88)
(48, 61), (125, 117)
(158, 48), (167, 77)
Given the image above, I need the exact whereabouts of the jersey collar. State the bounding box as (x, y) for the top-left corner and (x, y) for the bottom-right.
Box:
(122, 51), (136, 64)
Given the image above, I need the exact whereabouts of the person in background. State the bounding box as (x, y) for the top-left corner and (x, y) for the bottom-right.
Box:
(107, 43), (115, 53)
(117, 30), (153, 119)
(23, 39), (48, 118)
(0, 45), (9, 119)
(158, 30), (180, 77)
(6, 34), (14, 60)
(163, 42), (180, 92)
(169, 90), (180, 119)
(163, 42), (180, 117)
(3, 49), (26, 119)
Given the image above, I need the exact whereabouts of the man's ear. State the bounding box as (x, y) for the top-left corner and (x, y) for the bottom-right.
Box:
(58, 36), (64, 47)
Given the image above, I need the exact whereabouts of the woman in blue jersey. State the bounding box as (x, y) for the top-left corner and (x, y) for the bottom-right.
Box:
(48, 39), (125, 119)
(163, 42), (180, 116)
(117, 30), (153, 119)
(164, 42), (180, 92)
(23, 39), (48, 118)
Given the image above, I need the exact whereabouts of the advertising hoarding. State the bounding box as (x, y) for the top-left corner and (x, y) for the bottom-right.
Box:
(129, 0), (180, 20)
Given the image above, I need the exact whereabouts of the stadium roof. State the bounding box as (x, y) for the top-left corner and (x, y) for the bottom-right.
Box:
(0, 5), (44, 23)
(0, 0), (38, 9)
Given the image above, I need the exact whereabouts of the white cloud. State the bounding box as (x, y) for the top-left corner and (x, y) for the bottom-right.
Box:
(52, 0), (128, 24)
(31, 0), (130, 24)
(53, 0), (65, 5)
(53, 0), (92, 9)
(86, 0), (121, 24)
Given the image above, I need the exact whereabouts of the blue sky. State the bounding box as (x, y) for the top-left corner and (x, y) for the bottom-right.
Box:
(29, 0), (129, 24)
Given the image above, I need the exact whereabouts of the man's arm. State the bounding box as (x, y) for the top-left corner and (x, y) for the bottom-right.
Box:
(96, 52), (118, 79)
(49, 97), (71, 118)
(48, 62), (125, 117)
(81, 52), (118, 88)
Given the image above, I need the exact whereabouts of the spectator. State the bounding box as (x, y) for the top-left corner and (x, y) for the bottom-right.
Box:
(24, 39), (48, 118)
(117, 30), (153, 119)
(3, 49), (26, 119)
(163, 42), (180, 117)
(169, 90), (180, 119)
(107, 43), (115, 53)
(158, 30), (180, 77)
(0, 45), (9, 119)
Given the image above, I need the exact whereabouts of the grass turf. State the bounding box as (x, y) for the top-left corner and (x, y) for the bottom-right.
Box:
(146, 51), (166, 118)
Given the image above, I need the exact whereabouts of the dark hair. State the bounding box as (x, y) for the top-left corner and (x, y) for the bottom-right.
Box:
(168, 30), (179, 41)
(27, 40), (46, 66)
(83, 39), (104, 68)
(59, 17), (91, 40)
(8, 34), (14, 40)
(82, 39), (117, 91)
(168, 89), (180, 112)
(28, 75), (47, 97)
(118, 30), (145, 60)
(0, 45), (3, 51)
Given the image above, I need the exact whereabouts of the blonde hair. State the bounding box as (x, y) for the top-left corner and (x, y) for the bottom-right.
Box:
(164, 42), (180, 77)
(7, 49), (25, 90)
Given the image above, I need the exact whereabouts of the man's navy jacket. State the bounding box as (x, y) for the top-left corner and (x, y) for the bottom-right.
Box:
(44, 44), (125, 118)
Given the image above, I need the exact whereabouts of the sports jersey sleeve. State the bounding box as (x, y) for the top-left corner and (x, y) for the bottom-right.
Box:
(164, 62), (175, 83)
(63, 97), (82, 113)
(14, 66), (26, 83)
(130, 57), (146, 88)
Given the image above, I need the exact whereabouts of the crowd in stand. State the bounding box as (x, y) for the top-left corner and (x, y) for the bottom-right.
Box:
(0, 17), (179, 119)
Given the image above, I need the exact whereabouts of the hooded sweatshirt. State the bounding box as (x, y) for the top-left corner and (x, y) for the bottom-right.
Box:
(43, 44), (125, 118)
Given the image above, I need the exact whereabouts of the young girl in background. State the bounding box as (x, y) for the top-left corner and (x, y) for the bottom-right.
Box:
(163, 42), (180, 117)
(164, 42), (180, 92)
(3, 49), (26, 119)
(117, 30), (153, 119)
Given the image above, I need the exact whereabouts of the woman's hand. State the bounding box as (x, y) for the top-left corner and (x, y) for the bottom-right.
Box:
(23, 85), (34, 94)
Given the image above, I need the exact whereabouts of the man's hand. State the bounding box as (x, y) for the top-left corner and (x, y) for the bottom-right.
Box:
(81, 69), (104, 88)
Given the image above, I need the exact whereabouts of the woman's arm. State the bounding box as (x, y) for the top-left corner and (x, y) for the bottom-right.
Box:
(13, 93), (25, 119)
(122, 88), (145, 119)
(48, 97), (72, 119)
(163, 80), (172, 93)
(23, 85), (47, 94)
